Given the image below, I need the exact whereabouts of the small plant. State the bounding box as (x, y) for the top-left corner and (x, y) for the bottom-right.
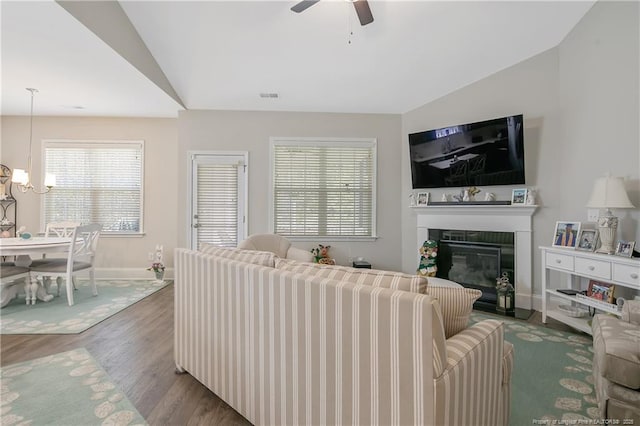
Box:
(147, 262), (165, 272)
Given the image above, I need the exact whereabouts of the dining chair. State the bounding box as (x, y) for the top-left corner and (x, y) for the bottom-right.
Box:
(35, 221), (81, 294)
(1, 262), (30, 308)
(29, 223), (101, 306)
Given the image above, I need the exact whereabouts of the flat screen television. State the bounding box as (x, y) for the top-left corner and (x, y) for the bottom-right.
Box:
(409, 114), (525, 189)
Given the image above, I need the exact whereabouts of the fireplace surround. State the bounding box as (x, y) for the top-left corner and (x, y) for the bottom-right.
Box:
(415, 204), (538, 318)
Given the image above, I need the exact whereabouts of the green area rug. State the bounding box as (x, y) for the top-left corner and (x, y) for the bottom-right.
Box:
(0, 348), (146, 425)
(1, 279), (170, 334)
(471, 312), (597, 425)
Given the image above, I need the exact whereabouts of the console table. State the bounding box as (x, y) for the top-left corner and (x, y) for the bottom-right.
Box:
(540, 245), (640, 334)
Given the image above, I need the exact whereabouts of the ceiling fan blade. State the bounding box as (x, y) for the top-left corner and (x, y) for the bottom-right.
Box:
(291, 0), (321, 13)
(353, 0), (374, 26)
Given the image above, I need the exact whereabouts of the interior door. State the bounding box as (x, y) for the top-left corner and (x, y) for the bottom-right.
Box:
(189, 153), (247, 250)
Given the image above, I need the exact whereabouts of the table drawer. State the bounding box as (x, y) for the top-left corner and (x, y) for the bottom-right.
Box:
(612, 263), (640, 288)
(575, 257), (611, 280)
(546, 252), (574, 271)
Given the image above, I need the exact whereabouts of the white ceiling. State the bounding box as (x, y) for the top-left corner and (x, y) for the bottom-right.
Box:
(1, 0), (595, 118)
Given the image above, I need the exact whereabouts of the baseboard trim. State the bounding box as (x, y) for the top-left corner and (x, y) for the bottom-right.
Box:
(94, 268), (174, 280)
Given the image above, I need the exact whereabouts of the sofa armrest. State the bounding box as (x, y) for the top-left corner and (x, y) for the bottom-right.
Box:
(433, 319), (507, 426)
(622, 299), (640, 325)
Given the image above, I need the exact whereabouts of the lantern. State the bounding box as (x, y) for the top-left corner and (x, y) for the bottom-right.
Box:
(496, 272), (515, 315)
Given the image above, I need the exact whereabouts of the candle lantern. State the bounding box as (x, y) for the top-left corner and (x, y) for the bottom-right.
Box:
(496, 272), (515, 315)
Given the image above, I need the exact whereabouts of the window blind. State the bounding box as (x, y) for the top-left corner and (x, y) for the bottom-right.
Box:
(196, 163), (241, 248)
(43, 141), (143, 234)
(272, 139), (376, 238)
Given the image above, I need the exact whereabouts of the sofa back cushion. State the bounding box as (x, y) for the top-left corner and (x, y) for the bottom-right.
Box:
(200, 244), (276, 267)
(425, 287), (482, 338)
(275, 258), (428, 294)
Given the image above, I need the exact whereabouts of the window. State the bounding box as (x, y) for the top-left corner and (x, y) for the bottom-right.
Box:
(270, 138), (376, 239)
(43, 140), (144, 235)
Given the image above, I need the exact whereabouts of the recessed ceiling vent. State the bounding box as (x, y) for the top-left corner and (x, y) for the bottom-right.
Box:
(259, 93), (279, 99)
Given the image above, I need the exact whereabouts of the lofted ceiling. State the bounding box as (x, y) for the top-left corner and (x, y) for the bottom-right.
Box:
(1, 0), (595, 118)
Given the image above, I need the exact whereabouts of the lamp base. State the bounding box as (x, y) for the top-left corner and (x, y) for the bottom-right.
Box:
(596, 214), (618, 254)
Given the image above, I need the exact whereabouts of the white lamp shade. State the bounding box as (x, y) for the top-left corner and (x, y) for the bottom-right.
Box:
(11, 169), (29, 185)
(44, 173), (56, 187)
(586, 176), (635, 209)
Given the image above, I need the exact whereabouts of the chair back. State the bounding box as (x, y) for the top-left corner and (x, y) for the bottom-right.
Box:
(45, 221), (80, 237)
(69, 224), (101, 266)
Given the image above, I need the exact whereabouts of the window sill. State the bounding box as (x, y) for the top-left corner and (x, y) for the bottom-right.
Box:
(101, 233), (146, 238)
(285, 236), (378, 242)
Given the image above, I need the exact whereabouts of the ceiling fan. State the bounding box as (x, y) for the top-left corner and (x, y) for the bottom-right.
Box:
(291, 0), (374, 26)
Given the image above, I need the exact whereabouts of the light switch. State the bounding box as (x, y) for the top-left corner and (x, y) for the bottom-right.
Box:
(587, 209), (599, 222)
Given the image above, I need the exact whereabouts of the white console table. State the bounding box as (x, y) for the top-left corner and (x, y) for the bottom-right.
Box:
(540, 245), (640, 335)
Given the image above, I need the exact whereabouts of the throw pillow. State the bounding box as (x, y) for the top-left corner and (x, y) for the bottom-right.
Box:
(425, 286), (482, 338)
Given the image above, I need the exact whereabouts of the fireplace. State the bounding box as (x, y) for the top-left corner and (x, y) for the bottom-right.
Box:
(429, 229), (515, 312)
(414, 204), (538, 319)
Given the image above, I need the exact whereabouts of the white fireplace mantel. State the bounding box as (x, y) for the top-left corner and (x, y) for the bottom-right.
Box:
(415, 205), (539, 311)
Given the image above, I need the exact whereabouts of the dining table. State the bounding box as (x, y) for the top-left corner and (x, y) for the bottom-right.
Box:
(0, 236), (72, 305)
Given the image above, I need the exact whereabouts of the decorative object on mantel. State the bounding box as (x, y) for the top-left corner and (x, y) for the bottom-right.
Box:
(467, 186), (481, 200)
(452, 190), (464, 202)
(511, 188), (528, 205)
(417, 240), (438, 277)
(525, 188), (537, 205)
(416, 192), (429, 206)
(495, 272), (515, 315)
(484, 192), (496, 202)
(586, 174), (635, 254)
(409, 193), (416, 207)
(11, 88), (56, 194)
(427, 200), (513, 206)
(441, 193), (449, 202)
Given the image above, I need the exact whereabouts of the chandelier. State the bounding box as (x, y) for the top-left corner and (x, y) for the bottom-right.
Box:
(11, 88), (56, 194)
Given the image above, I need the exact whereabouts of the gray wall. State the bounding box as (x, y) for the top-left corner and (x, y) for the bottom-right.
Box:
(400, 1), (639, 305)
(177, 110), (402, 271)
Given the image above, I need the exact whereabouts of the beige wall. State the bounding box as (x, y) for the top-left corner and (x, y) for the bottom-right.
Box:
(177, 110), (402, 271)
(0, 116), (179, 276)
(400, 1), (639, 304)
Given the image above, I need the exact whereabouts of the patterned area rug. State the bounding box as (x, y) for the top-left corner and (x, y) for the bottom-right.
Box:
(1, 279), (170, 334)
(471, 312), (597, 425)
(0, 348), (146, 425)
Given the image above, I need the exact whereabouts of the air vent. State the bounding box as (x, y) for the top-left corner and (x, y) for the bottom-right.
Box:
(259, 93), (279, 99)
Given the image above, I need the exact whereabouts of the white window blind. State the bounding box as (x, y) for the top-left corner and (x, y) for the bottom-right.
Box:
(271, 138), (376, 238)
(43, 141), (144, 234)
(194, 161), (243, 248)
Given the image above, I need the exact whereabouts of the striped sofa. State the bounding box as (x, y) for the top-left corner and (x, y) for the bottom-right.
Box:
(175, 248), (513, 425)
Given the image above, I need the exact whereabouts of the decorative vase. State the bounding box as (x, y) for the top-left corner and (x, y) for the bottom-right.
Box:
(154, 270), (165, 282)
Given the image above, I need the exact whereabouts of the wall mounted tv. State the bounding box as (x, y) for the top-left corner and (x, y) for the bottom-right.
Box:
(409, 114), (525, 189)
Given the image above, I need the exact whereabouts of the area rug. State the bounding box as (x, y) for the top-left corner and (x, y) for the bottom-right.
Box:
(0, 348), (146, 425)
(471, 312), (597, 425)
(1, 279), (170, 334)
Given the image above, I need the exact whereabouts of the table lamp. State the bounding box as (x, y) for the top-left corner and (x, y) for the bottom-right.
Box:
(586, 175), (635, 254)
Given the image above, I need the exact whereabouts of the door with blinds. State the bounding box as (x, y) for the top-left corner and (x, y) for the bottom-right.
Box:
(189, 153), (247, 250)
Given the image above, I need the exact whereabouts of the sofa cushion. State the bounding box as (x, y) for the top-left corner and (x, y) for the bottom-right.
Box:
(425, 287), (482, 338)
(200, 244), (276, 267)
(274, 258), (428, 294)
(592, 314), (640, 389)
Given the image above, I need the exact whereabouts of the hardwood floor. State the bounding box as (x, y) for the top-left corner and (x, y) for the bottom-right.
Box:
(0, 284), (584, 425)
(0, 284), (251, 426)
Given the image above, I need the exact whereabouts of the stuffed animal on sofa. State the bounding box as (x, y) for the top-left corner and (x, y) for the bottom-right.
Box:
(417, 240), (438, 277)
(311, 244), (336, 265)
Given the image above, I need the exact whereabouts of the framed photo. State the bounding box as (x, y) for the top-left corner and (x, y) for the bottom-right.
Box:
(615, 241), (635, 258)
(587, 280), (615, 304)
(416, 192), (429, 206)
(511, 188), (528, 205)
(576, 229), (599, 252)
(552, 221), (581, 249)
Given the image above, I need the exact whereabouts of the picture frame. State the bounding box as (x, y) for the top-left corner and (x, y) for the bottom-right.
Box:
(416, 192), (429, 206)
(587, 280), (615, 304)
(511, 188), (528, 205)
(576, 228), (599, 252)
(614, 240), (635, 258)
(552, 221), (581, 249)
